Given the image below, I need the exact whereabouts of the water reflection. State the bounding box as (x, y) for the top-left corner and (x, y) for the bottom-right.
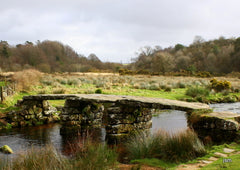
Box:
(0, 110), (188, 157)
(151, 110), (188, 134)
(0, 124), (62, 158)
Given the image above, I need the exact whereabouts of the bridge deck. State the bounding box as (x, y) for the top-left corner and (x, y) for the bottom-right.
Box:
(23, 94), (210, 111)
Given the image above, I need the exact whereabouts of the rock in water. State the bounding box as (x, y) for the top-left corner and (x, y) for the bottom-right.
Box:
(0, 145), (13, 154)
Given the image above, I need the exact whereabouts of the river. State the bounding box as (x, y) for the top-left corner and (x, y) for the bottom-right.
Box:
(0, 102), (239, 157)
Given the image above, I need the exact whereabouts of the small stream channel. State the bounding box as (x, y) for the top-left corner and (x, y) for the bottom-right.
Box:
(0, 102), (239, 158)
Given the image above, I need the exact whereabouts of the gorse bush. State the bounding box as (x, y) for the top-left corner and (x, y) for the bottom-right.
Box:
(210, 78), (231, 92)
(126, 129), (206, 163)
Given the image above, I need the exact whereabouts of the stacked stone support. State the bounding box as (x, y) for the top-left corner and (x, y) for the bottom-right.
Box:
(60, 98), (104, 134)
(105, 102), (153, 140)
(6, 100), (59, 127)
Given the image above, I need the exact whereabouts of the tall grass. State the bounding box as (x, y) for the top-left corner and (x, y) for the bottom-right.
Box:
(1, 145), (67, 170)
(1, 142), (118, 170)
(126, 129), (206, 163)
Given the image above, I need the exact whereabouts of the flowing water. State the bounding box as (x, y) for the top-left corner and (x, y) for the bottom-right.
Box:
(1, 102), (238, 158)
(209, 102), (240, 114)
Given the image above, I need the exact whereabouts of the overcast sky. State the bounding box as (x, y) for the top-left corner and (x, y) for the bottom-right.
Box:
(1, 0), (240, 63)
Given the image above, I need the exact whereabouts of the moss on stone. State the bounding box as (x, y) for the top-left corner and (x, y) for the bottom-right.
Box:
(0, 145), (13, 154)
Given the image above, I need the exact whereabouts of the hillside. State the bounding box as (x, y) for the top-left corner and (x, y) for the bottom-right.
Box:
(130, 36), (240, 74)
(0, 40), (121, 72)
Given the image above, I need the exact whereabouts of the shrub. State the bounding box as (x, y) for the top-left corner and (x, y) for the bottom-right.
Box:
(119, 69), (135, 75)
(95, 88), (102, 94)
(12, 69), (42, 91)
(58, 78), (67, 85)
(136, 69), (150, 75)
(195, 71), (212, 78)
(52, 88), (66, 94)
(164, 86), (172, 92)
(148, 84), (160, 90)
(67, 78), (80, 86)
(186, 86), (210, 98)
(37, 89), (48, 94)
(176, 82), (186, 88)
(40, 76), (54, 86)
(210, 78), (231, 92)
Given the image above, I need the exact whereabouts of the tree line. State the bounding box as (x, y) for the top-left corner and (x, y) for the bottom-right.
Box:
(0, 36), (239, 74)
(129, 36), (240, 74)
(0, 40), (121, 72)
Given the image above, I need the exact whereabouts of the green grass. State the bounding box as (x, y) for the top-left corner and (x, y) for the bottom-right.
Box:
(131, 158), (177, 169)
(104, 86), (187, 100)
(201, 154), (240, 170)
(194, 143), (240, 162)
(0, 92), (35, 114)
(129, 142), (240, 169)
(35, 82), (240, 104)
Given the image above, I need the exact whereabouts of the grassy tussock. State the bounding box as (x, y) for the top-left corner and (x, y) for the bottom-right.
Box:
(186, 86), (210, 98)
(0, 142), (118, 170)
(12, 69), (42, 91)
(126, 129), (206, 163)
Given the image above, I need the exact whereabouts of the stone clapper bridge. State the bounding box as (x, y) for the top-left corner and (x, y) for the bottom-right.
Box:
(14, 94), (214, 141)
(16, 94), (240, 142)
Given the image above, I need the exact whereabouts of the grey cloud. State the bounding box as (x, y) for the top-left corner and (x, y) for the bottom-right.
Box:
(0, 0), (240, 62)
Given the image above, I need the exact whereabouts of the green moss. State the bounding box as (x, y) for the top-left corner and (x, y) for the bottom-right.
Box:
(5, 123), (12, 130)
(25, 121), (33, 126)
(131, 158), (177, 169)
(91, 102), (102, 111)
(48, 100), (65, 107)
(82, 105), (91, 117)
(35, 121), (44, 125)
